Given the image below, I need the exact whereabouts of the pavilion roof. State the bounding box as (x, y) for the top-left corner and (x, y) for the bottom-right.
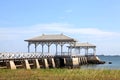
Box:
(25, 34), (77, 42)
(68, 42), (96, 48)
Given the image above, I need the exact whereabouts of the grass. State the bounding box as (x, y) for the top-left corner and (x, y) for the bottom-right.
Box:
(0, 69), (120, 80)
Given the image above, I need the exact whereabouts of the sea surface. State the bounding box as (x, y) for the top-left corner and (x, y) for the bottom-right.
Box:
(81, 55), (120, 70)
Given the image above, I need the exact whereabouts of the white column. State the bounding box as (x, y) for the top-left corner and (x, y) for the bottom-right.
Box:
(35, 43), (37, 53)
(61, 44), (63, 55)
(56, 44), (58, 55)
(69, 47), (72, 55)
(42, 44), (44, 54)
(68, 47), (69, 55)
(69, 43), (73, 55)
(28, 42), (30, 53)
(87, 48), (88, 55)
(47, 43), (51, 53)
(85, 47), (88, 56)
(48, 45), (50, 53)
(93, 48), (96, 55)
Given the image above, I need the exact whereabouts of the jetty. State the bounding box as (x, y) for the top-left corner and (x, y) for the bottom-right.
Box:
(0, 34), (104, 69)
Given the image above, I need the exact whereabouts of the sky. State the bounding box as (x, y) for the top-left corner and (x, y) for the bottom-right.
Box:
(0, 0), (120, 55)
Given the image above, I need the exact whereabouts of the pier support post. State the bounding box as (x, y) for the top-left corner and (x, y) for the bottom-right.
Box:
(84, 57), (88, 64)
(83, 57), (85, 64)
(34, 59), (40, 69)
(81, 57), (83, 65)
(44, 58), (49, 68)
(79, 57), (82, 65)
(64, 58), (66, 65)
(7, 60), (16, 69)
(24, 59), (31, 69)
(51, 58), (55, 68)
(72, 57), (79, 68)
(78, 57), (81, 65)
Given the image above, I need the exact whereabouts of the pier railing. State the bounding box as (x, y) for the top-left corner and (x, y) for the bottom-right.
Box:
(0, 52), (55, 59)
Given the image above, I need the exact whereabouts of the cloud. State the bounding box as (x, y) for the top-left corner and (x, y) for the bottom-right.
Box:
(0, 23), (119, 40)
(31, 23), (120, 37)
(0, 23), (120, 54)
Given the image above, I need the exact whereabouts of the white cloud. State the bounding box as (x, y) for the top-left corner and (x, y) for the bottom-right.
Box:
(0, 23), (120, 54)
(0, 23), (119, 40)
(31, 23), (120, 37)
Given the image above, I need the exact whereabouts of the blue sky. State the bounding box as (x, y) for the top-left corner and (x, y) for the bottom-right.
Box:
(0, 0), (120, 55)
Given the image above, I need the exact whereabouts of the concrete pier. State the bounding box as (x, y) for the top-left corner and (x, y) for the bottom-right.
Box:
(51, 58), (55, 68)
(34, 59), (40, 69)
(0, 54), (104, 69)
(24, 59), (31, 69)
(71, 57), (79, 68)
(7, 60), (16, 69)
(43, 58), (49, 68)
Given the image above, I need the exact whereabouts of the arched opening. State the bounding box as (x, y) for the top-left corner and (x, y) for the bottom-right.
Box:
(37, 44), (42, 53)
(88, 48), (94, 55)
(80, 48), (86, 56)
(29, 44), (35, 53)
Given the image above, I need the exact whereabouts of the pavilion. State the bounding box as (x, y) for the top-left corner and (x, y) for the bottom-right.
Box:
(24, 34), (76, 55)
(68, 42), (96, 56)
(25, 34), (96, 56)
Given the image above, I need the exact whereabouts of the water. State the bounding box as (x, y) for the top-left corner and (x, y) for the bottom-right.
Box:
(81, 55), (120, 70)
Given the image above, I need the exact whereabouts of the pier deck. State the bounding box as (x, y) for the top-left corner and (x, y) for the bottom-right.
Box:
(0, 52), (104, 69)
(0, 52), (90, 69)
